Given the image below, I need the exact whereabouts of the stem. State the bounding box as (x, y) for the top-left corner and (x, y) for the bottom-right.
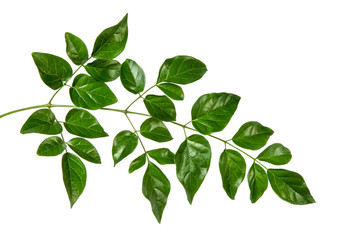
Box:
(125, 84), (157, 111)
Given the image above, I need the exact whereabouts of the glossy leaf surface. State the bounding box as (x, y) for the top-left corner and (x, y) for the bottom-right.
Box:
(120, 59), (145, 94)
(84, 59), (121, 82)
(112, 130), (138, 166)
(142, 161), (170, 223)
(140, 118), (173, 142)
(257, 143), (292, 165)
(157, 55), (207, 85)
(64, 108), (108, 138)
(67, 138), (101, 164)
(62, 153), (87, 208)
(157, 83), (184, 101)
(232, 121), (274, 150)
(219, 149), (246, 200)
(147, 148), (175, 165)
(143, 95), (176, 122)
(92, 14), (128, 59)
(21, 109), (62, 135)
(32, 52), (73, 90)
(267, 169), (315, 205)
(65, 32), (89, 65)
(37, 136), (66, 156)
(175, 134), (211, 204)
(70, 74), (118, 110)
(248, 163), (268, 203)
(128, 154), (146, 173)
(191, 92), (240, 135)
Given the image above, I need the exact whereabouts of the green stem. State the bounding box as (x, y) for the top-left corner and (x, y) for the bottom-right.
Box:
(125, 84), (157, 111)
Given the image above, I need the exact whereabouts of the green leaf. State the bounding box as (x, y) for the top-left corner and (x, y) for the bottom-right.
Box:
(112, 130), (138, 166)
(257, 143), (292, 165)
(21, 109), (62, 135)
(32, 52), (73, 90)
(128, 154), (146, 173)
(191, 92), (240, 135)
(120, 59), (146, 94)
(219, 149), (246, 200)
(248, 163), (268, 203)
(232, 121), (274, 150)
(69, 74), (118, 110)
(147, 148), (175, 165)
(84, 59), (121, 82)
(143, 95), (176, 122)
(267, 169), (315, 205)
(175, 134), (211, 204)
(65, 32), (89, 65)
(157, 55), (207, 84)
(64, 108), (108, 138)
(62, 153), (87, 208)
(142, 161), (170, 223)
(157, 83), (184, 101)
(67, 138), (101, 164)
(92, 14), (128, 60)
(37, 136), (66, 156)
(140, 118), (173, 142)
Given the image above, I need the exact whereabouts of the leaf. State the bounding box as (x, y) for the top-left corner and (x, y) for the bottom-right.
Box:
(62, 153), (87, 208)
(191, 92), (240, 135)
(128, 154), (146, 173)
(147, 148), (175, 165)
(112, 130), (138, 166)
(37, 136), (66, 156)
(157, 55), (207, 84)
(120, 59), (146, 94)
(267, 169), (315, 205)
(67, 138), (101, 164)
(142, 161), (170, 223)
(91, 14), (128, 60)
(64, 108), (108, 138)
(175, 134), (211, 204)
(84, 59), (121, 82)
(247, 163), (268, 203)
(219, 149), (246, 200)
(257, 143), (292, 165)
(143, 95), (176, 122)
(32, 52), (73, 90)
(157, 83), (184, 101)
(20, 109), (63, 135)
(70, 74), (118, 110)
(65, 32), (89, 65)
(232, 121), (274, 150)
(140, 118), (173, 142)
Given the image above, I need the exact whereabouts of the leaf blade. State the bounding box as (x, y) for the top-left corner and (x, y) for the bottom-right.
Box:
(129, 154), (146, 173)
(37, 136), (66, 156)
(248, 163), (268, 203)
(112, 130), (138, 166)
(157, 83), (184, 101)
(67, 138), (101, 164)
(257, 143), (292, 165)
(65, 32), (89, 65)
(140, 118), (173, 142)
(143, 95), (176, 122)
(120, 59), (146, 94)
(147, 148), (175, 165)
(84, 59), (121, 82)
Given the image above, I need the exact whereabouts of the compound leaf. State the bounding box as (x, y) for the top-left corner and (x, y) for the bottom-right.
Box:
(157, 83), (184, 101)
(67, 138), (101, 164)
(140, 118), (173, 142)
(112, 130), (138, 166)
(147, 148), (175, 165)
(143, 95), (176, 122)
(120, 59), (146, 94)
(248, 163), (268, 203)
(37, 136), (66, 156)
(65, 32), (89, 65)
(129, 154), (146, 173)
(84, 59), (121, 82)
(257, 143), (292, 165)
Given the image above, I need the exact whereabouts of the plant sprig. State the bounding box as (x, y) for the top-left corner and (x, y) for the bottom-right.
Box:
(0, 13), (315, 223)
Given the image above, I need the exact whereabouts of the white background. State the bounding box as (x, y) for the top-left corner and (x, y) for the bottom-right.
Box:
(0, 0), (337, 239)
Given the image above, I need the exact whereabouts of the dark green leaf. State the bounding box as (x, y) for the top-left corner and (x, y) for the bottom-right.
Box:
(175, 134), (211, 204)
(147, 148), (175, 165)
(128, 154), (146, 173)
(70, 74), (118, 110)
(92, 14), (128, 59)
(84, 59), (121, 82)
(20, 109), (62, 135)
(37, 136), (66, 156)
(232, 121), (274, 150)
(67, 138), (101, 164)
(120, 59), (146, 94)
(267, 169), (315, 205)
(143, 95), (176, 122)
(248, 163), (268, 203)
(219, 149), (246, 200)
(62, 153), (87, 208)
(257, 143), (292, 165)
(32, 52), (73, 90)
(191, 92), (240, 135)
(157, 55), (207, 84)
(64, 108), (108, 138)
(112, 130), (138, 166)
(142, 161), (170, 223)
(157, 83), (184, 101)
(140, 118), (173, 142)
(65, 32), (89, 65)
